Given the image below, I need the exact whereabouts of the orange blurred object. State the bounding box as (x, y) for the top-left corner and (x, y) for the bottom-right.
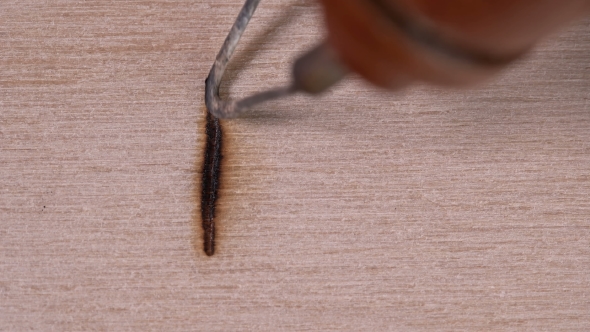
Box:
(318, 0), (590, 88)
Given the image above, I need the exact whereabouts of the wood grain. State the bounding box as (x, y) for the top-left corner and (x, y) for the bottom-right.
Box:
(1, 0), (589, 330)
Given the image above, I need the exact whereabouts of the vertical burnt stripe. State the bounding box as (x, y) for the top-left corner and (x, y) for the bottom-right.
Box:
(201, 112), (222, 256)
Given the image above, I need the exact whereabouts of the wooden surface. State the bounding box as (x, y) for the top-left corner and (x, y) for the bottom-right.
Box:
(1, 1), (589, 330)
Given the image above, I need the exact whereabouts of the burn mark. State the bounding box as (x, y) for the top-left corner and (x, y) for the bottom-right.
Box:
(201, 111), (223, 256)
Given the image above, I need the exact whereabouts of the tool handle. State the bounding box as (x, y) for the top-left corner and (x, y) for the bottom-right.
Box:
(318, 0), (590, 88)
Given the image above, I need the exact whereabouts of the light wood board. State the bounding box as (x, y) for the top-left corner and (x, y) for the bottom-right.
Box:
(1, 0), (589, 330)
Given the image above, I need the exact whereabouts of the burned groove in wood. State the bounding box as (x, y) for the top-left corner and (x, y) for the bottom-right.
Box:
(201, 112), (222, 256)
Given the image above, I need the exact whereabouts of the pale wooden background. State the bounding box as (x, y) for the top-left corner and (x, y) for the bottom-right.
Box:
(1, 0), (589, 331)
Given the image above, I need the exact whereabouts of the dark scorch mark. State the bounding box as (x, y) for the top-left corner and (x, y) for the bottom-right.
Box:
(201, 112), (222, 256)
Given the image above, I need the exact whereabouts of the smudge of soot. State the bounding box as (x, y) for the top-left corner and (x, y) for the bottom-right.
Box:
(201, 112), (222, 256)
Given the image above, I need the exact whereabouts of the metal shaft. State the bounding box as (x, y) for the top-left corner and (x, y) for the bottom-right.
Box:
(205, 0), (347, 119)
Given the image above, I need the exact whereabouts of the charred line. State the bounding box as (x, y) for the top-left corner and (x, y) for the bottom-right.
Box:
(201, 112), (222, 256)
